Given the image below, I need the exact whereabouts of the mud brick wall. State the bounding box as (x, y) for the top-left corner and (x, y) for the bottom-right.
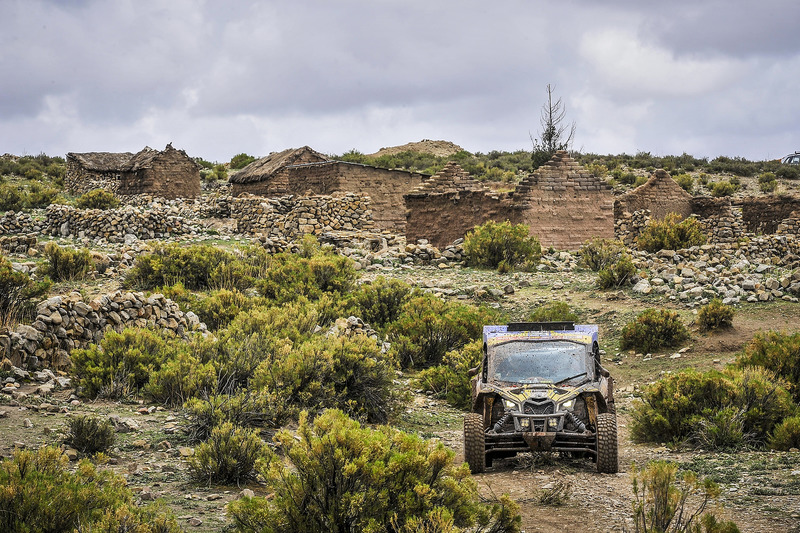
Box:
(517, 190), (615, 250)
(405, 190), (518, 249)
(614, 170), (693, 220)
(740, 196), (800, 234)
(118, 150), (201, 199)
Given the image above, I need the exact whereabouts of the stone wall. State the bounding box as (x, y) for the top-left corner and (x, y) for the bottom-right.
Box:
(65, 159), (124, 196)
(0, 291), (206, 370)
(777, 210), (800, 235)
(231, 193), (373, 237)
(740, 196), (800, 234)
(0, 234), (36, 254)
(614, 209), (651, 245)
(613, 170), (693, 220)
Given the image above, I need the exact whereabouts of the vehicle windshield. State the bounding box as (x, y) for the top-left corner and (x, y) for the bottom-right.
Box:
(488, 340), (588, 384)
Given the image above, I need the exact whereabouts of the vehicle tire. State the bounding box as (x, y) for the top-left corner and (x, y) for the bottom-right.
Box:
(464, 413), (486, 474)
(596, 412), (618, 474)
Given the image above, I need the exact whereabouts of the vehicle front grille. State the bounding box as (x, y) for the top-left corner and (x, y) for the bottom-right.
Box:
(523, 399), (555, 415)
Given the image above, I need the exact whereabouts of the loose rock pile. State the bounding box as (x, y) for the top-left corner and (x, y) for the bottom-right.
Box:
(0, 291), (207, 369)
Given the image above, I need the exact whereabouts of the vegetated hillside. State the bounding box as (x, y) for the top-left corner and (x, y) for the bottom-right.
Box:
(369, 139), (465, 158)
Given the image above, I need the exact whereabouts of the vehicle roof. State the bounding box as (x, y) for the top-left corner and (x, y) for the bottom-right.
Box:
(483, 324), (598, 348)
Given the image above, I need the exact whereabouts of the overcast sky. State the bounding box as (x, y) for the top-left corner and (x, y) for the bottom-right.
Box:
(2, 0), (799, 162)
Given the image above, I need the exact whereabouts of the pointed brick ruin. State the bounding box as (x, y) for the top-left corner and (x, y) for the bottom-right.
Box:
(405, 151), (615, 250)
(614, 169), (693, 221)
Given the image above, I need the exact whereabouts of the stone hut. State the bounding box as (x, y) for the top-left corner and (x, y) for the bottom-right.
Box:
(66, 143), (201, 199)
(405, 151), (615, 251)
(515, 150), (615, 250)
(614, 169), (693, 221)
(231, 147), (426, 233)
(405, 162), (516, 248)
(228, 146), (329, 196)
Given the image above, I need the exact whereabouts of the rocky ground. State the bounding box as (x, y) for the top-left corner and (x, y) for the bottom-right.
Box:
(2, 259), (800, 532)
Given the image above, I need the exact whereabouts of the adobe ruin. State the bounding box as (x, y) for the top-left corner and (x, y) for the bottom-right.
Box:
(66, 143), (201, 199)
(405, 151), (615, 250)
(230, 147), (426, 233)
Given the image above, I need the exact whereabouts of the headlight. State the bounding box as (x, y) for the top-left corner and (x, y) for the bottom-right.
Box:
(560, 399), (575, 410)
(503, 399), (516, 409)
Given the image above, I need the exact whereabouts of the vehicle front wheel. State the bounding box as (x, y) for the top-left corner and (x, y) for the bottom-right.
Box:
(464, 413), (486, 474)
(596, 412), (618, 474)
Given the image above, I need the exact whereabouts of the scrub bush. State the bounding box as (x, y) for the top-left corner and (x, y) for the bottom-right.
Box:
(527, 301), (579, 322)
(64, 415), (116, 454)
(388, 294), (497, 368)
(674, 173), (694, 193)
(736, 330), (800, 402)
(254, 250), (356, 303)
(415, 340), (483, 410)
(579, 238), (626, 272)
(41, 242), (94, 281)
(226, 409), (521, 533)
(710, 181), (736, 197)
(346, 276), (415, 332)
(630, 366), (796, 448)
(758, 172), (777, 193)
(631, 460), (740, 533)
(74, 188), (120, 210)
(188, 422), (266, 486)
(636, 213), (706, 253)
(463, 220), (541, 272)
(697, 299), (734, 332)
(194, 288), (252, 331)
(124, 243), (241, 291)
(0, 256), (50, 327)
(0, 184), (24, 211)
(775, 165), (800, 180)
(620, 309), (689, 353)
(597, 253), (637, 289)
(769, 415), (800, 451)
(0, 447), (180, 532)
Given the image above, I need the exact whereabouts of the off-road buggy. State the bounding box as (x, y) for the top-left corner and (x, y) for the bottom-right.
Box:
(464, 322), (618, 474)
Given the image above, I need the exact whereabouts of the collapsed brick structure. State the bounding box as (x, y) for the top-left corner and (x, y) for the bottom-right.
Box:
(66, 143), (201, 199)
(230, 147), (426, 232)
(614, 169), (693, 221)
(405, 151), (615, 250)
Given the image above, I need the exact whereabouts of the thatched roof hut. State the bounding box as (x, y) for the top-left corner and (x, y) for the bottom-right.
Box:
(229, 146), (328, 185)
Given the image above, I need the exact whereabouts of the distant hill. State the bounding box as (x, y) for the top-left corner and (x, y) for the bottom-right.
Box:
(368, 139), (464, 158)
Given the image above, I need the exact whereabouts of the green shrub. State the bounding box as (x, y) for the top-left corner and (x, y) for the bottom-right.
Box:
(227, 409), (521, 533)
(631, 460), (740, 533)
(0, 447), (179, 533)
(463, 220), (542, 271)
(768, 415), (800, 451)
(776, 165), (800, 180)
(697, 299), (734, 332)
(24, 183), (59, 208)
(75, 188), (120, 210)
(630, 366), (797, 448)
(249, 333), (396, 425)
(736, 331), (800, 402)
(619, 171), (638, 185)
(346, 276), (415, 332)
(41, 242), (94, 281)
(0, 256), (50, 327)
(675, 173), (694, 193)
(64, 415), (116, 454)
(527, 301), (579, 322)
(194, 288), (252, 331)
(124, 243), (241, 291)
(758, 172), (777, 193)
(710, 181), (736, 197)
(184, 392), (270, 443)
(597, 253), (637, 289)
(144, 340), (217, 407)
(620, 308), (689, 353)
(636, 213), (706, 253)
(0, 184), (24, 211)
(253, 249), (356, 304)
(72, 328), (210, 401)
(230, 153), (257, 170)
(188, 422), (266, 486)
(579, 238), (626, 272)
(388, 294), (497, 368)
(415, 340), (482, 410)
